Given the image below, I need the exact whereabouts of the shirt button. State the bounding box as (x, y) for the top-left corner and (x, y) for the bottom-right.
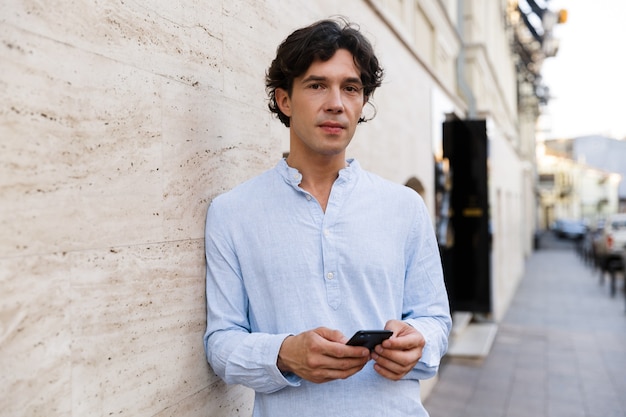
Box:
(306, 195), (312, 201)
(323, 229), (330, 236)
(326, 272), (334, 280)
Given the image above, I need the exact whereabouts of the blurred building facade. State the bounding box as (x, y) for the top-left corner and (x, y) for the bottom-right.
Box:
(573, 136), (626, 211)
(1, 1), (563, 416)
(537, 136), (625, 229)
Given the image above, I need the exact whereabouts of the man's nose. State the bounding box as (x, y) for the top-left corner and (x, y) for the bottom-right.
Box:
(325, 88), (344, 113)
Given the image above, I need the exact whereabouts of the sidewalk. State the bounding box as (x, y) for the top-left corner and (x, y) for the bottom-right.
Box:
(424, 241), (626, 417)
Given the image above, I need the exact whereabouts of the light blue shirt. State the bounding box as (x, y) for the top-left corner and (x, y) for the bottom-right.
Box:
(204, 159), (451, 417)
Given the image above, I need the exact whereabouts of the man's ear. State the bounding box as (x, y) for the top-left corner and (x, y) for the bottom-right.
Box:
(275, 88), (292, 118)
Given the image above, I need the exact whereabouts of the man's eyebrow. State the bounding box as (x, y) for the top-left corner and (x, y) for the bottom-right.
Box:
(300, 75), (325, 83)
(344, 77), (363, 85)
(300, 75), (363, 85)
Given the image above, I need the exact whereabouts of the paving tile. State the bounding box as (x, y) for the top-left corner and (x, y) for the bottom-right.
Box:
(424, 244), (626, 417)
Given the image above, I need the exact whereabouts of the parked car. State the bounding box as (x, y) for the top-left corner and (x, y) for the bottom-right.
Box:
(552, 218), (586, 240)
(580, 220), (601, 264)
(622, 240), (626, 279)
(594, 213), (626, 271)
(587, 218), (606, 267)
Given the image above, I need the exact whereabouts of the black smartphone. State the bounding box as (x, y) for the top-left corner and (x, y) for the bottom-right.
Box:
(346, 330), (393, 351)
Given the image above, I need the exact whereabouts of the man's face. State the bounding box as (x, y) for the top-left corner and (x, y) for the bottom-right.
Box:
(277, 49), (366, 158)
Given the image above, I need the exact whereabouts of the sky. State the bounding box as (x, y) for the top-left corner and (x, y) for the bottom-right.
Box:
(538, 0), (626, 140)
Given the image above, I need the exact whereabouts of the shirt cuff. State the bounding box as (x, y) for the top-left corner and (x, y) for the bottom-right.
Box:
(404, 318), (448, 369)
(266, 334), (303, 391)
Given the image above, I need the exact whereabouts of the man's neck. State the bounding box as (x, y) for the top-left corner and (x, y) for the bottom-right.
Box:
(286, 152), (347, 212)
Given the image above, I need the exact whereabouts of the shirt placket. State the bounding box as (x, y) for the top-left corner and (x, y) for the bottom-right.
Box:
(320, 181), (346, 310)
(321, 221), (340, 309)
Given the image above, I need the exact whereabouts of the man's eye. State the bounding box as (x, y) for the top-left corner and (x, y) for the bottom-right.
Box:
(345, 86), (362, 93)
(309, 83), (322, 90)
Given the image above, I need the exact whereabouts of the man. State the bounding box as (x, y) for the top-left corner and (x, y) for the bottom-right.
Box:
(204, 18), (451, 416)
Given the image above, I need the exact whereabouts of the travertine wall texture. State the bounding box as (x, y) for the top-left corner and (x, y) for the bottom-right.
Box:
(1, 1), (454, 416)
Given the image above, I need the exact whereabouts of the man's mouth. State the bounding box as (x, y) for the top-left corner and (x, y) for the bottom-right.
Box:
(319, 122), (344, 134)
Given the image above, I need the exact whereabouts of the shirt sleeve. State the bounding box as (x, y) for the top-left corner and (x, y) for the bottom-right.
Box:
(401, 197), (452, 380)
(202, 200), (302, 393)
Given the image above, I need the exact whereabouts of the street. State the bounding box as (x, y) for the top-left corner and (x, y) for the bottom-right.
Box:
(424, 232), (626, 417)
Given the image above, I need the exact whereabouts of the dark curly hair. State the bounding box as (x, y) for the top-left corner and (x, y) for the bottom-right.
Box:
(265, 18), (384, 127)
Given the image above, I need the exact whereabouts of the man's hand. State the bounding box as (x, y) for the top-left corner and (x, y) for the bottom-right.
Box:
(277, 327), (370, 383)
(371, 320), (425, 380)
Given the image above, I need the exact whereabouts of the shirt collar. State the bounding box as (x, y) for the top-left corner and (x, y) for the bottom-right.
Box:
(276, 158), (360, 187)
